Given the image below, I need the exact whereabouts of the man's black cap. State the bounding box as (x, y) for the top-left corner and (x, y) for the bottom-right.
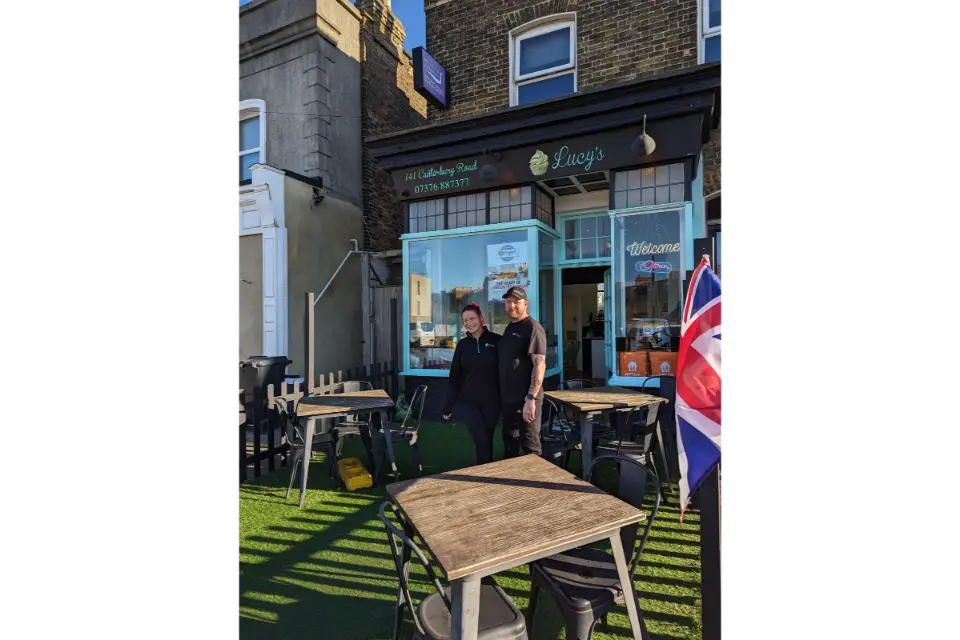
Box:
(502, 286), (528, 301)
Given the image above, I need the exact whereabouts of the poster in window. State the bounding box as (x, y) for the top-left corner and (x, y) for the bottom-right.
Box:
(486, 241), (529, 302)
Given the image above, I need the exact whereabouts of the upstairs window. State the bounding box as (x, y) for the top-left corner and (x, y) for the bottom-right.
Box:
(511, 15), (576, 107)
(702, 0), (721, 63)
(239, 99), (266, 182)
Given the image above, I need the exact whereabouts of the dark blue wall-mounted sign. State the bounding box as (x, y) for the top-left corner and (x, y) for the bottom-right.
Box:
(413, 47), (449, 109)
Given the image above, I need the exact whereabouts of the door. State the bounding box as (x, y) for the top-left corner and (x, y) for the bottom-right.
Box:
(603, 268), (613, 380)
(239, 234), (263, 359)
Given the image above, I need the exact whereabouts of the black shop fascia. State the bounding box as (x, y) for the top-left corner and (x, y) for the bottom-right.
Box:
(368, 63), (720, 417)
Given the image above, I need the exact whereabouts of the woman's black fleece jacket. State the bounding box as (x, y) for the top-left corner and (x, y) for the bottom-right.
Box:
(443, 328), (501, 415)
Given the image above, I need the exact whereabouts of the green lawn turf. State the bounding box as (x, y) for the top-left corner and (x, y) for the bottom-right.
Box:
(240, 420), (702, 639)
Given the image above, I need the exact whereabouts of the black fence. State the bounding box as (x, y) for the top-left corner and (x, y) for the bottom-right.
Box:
(240, 361), (400, 482)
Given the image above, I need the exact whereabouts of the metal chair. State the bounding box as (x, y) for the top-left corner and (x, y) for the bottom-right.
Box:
(641, 375), (679, 490)
(563, 379), (595, 390)
(271, 397), (339, 501)
(375, 384), (428, 483)
(378, 501), (529, 640)
(540, 397), (582, 469)
(526, 454), (662, 640)
(328, 380), (376, 471)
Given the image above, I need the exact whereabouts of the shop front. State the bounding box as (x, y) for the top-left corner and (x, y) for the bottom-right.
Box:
(369, 64), (720, 416)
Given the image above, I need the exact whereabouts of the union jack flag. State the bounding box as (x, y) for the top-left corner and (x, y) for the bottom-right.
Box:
(676, 256), (721, 520)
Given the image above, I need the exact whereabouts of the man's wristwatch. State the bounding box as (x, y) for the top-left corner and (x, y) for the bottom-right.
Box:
(525, 394), (534, 401)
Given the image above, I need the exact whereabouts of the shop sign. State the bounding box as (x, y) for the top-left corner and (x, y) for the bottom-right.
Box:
(486, 241), (529, 303)
(392, 122), (693, 200)
(413, 47), (449, 109)
(635, 259), (673, 274)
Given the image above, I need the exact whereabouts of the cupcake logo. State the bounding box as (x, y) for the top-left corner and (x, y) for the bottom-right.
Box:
(529, 149), (549, 176)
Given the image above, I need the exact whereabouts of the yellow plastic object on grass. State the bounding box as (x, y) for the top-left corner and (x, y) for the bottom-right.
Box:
(337, 457), (373, 491)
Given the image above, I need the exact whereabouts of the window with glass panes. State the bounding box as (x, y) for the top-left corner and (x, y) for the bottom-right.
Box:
(562, 213), (611, 262)
(613, 163), (686, 209)
(512, 17), (577, 106)
(702, 0), (720, 62)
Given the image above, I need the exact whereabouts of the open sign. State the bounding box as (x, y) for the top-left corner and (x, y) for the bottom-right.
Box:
(635, 259), (672, 274)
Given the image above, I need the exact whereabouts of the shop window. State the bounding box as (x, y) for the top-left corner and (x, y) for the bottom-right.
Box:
(446, 193), (487, 229)
(613, 163), (685, 210)
(702, 0), (721, 63)
(511, 15), (577, 107)
(536, 187), (555, 226)
(613, 207), (685, 379)
(489, 186), (533, 223)
(239, 99), (266, 182)
(562, 213), (611, 262)
(539, 231), (559, 371)
(408, 198), (445, 233)
(407, 229), (530, 370)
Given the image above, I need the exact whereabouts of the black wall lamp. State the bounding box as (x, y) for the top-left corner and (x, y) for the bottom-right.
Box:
(480, 148), (503, 183)
(630, 114), (657, 157)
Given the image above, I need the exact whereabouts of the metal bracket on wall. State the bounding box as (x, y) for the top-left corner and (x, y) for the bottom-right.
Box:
(315, 239), (360, 305)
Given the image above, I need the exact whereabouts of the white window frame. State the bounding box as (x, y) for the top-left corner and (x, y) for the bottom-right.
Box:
(509, 13), (577, 107)
(239, 99), (266, 181)
(699, 0), (721, 63)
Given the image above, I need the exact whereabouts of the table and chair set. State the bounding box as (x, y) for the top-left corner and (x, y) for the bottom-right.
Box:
(268, 377), (678, 639)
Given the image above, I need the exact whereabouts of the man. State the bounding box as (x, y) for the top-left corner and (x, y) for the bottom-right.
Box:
(497, 286), (546, 458)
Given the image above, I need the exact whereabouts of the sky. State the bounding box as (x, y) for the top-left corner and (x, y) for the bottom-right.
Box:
(391, 1), (426, 51)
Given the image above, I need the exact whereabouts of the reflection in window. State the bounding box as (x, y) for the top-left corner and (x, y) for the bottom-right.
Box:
(489, 186), (532, 223)
(408, 199), (445, 233)
(407, 229), (529, 370)
(447, 192), (487, 229)
(239, 100), (265, 181)
(702, 0), (721, 62)
(614, 208), (684, 378)
(562, 214), (610, 261)
(613, 163), (685, 210)
(539, 231), (559, 370)
(512, 17), (577, 106)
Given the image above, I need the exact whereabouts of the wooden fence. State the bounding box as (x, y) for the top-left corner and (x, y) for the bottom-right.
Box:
(240, 361), (399, 482)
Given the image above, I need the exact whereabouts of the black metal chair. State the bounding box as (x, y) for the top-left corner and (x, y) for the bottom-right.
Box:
(563, 379), (594, 390)
(378, 501), (529, 640)
(271, 397), (339, 500)
(375, 384), (428, 483)
(641, 375), (679, 491)
(526, 454), (662, 640)
(328, 380), (376, 471)
(540, 397), (582, 469)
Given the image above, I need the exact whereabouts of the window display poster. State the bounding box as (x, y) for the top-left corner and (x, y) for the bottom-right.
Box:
(486, 241), (530, 302)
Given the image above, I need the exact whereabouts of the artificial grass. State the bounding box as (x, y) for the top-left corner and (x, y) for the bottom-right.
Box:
(240, 420), (702, 639)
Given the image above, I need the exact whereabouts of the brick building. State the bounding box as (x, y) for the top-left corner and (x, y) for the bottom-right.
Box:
(368, 0), (721, 417)
(239, 0), (425, 377)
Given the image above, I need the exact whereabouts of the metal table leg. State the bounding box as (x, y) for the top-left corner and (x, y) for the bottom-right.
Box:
(299, 417), (316, 508)
(450, 573), (482, 640)
(609, 532), (647, 640)
(578, 413), (594, 479)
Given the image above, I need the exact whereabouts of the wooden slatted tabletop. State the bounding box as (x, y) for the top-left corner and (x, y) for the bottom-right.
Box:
(296, 389), (395, 418)
(387, 455), (645, 581)
(544, 385), (667, 414)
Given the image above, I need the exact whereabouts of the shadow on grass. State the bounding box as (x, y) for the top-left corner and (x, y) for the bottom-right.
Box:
(241, 422), (704, 640)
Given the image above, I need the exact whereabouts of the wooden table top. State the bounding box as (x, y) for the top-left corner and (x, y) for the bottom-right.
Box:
(544, 386), (667, 414)
(296, 389), (395, 418)
(387, 455), (645, 581)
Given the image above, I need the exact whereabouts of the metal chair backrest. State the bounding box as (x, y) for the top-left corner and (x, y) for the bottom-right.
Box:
(585, 454), (661, 580)
(330, 381), (374, 424)
(271, 397), (302, 447)
(378, 501), (449, 636)
(641, 374), (675, 402)
(396, 385), (428, 436)
(564, 378), (595, 390)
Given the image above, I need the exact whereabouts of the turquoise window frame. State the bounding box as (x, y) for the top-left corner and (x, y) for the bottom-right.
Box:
(557, 210), (613, 266)
(606, 200), (694, 388)
(401, 219), (560, 378)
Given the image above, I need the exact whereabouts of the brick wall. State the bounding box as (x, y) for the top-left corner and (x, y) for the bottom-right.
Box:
(358, 0), (428, 252)
(424, 0), (718, 191)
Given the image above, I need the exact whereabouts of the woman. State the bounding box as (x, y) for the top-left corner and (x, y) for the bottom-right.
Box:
(442, 303), (501, 465)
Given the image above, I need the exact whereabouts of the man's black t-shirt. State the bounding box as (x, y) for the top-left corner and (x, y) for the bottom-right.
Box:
(497, 316), (547, 403)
